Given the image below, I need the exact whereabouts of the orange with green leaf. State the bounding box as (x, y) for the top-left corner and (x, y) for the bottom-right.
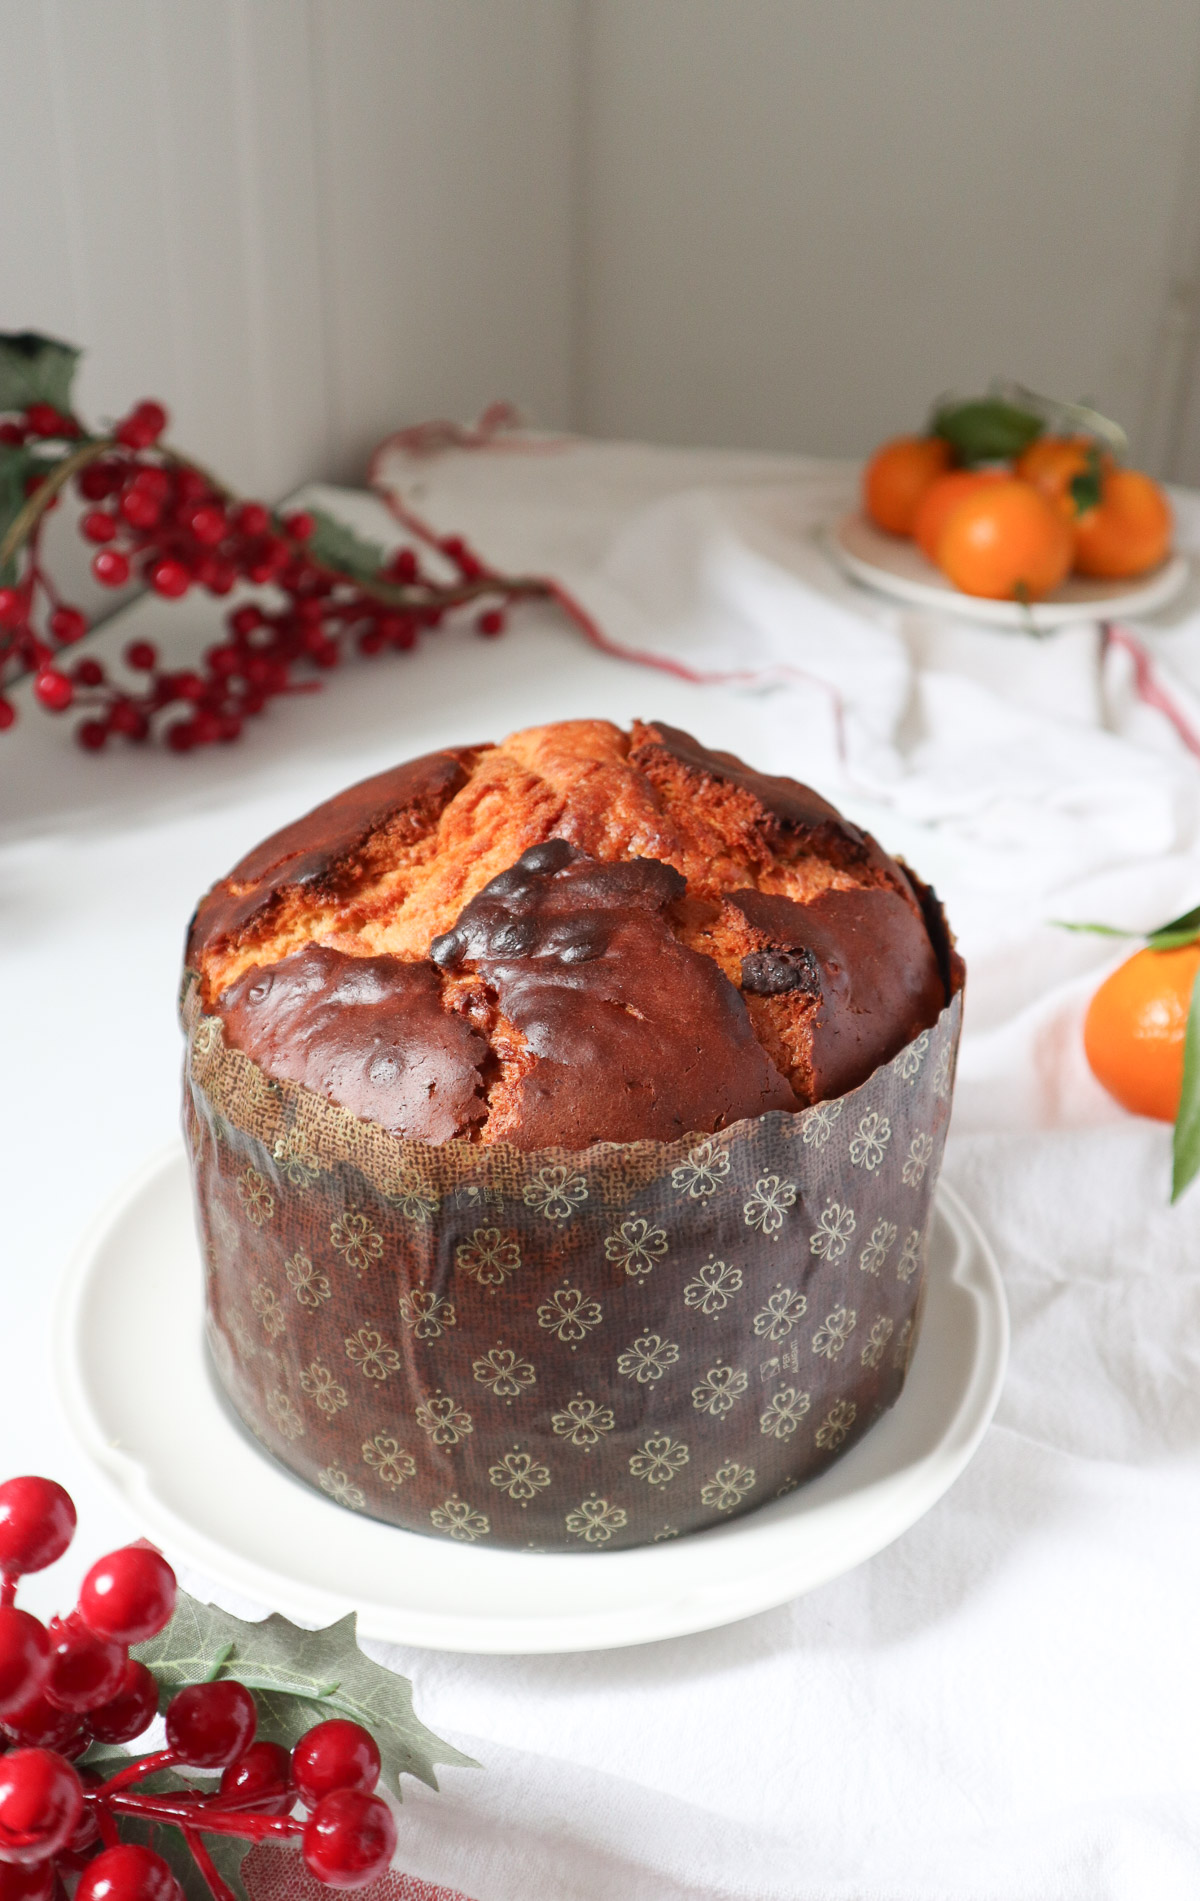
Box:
(860, 387), (1174, 602)
(1062, 905), (1200, 1199)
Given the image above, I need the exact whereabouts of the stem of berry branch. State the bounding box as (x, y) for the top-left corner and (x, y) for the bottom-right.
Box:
(184, 1826), (239, 1901)
(96, 1806), (120, 1849)
(0, 436), (111, 574)
(0, 1571), (16, 1608)
(0, 433), (547, 617)
(105, 1793), (302, 1841)
(100, 1748), (177, 1793)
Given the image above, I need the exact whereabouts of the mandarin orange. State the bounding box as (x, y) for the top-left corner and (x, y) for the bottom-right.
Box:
(913, 468), (1008, 564)
(1073, 468), (1172, 579)
(1083, 943), (1200, 1120)
(934, 478), (1073, 600)
(863, 435), (953, 537)
(1016, 435), (1113, 517)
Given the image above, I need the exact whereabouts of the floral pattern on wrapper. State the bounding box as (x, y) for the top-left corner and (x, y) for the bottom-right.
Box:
(185, 959), (962, 1552)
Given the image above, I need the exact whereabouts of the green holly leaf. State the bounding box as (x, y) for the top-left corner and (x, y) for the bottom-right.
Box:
(303, 509), (388, 583)
(932, 398), (1043, 465)
(1172, 964), (1200, 1201)
(0, 445), (37, 586)
(134, 1589), (476, 1795)
(0, 331), (81, 416)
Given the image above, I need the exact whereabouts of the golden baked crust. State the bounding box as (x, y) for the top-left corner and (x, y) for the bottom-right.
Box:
(188, 719), (949, 1148)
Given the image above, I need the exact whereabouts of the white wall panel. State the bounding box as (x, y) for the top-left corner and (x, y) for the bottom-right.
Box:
(308, 0), (577, 478)
(0, 0), (577, 497)
(577, 0), (1200, 470)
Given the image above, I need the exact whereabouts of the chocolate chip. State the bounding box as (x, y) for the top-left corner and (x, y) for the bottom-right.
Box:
(429, 930), (464, 967)
(740, 948), (822, 998)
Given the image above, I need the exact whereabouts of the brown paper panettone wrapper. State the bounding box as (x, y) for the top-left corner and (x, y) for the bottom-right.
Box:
(182, 966), (961, 1553)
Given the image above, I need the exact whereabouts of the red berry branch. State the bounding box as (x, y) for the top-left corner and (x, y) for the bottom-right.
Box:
(0, 1475), (419, 1901)
(0, 332), (547, 752)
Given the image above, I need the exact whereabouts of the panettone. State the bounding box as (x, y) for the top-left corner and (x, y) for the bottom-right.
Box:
(189, 719), (947, 1149)
(183, 720), (963, 1550)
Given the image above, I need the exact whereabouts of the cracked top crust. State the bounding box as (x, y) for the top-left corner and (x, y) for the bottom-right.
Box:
(187, 719), (955, 1149)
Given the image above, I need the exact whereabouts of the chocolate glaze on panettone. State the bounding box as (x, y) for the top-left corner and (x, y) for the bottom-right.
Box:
(189, 719), (951, 1148)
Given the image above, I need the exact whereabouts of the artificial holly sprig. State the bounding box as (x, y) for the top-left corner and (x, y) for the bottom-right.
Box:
(0, 1476), (471, 1901)
(1059, 902), (1200, 1199)
(0, 331), (547, 751)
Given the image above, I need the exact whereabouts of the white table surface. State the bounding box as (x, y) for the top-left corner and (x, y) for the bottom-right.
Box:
(6, 447), (1200, 1900)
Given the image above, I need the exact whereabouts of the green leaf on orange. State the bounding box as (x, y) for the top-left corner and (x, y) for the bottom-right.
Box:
(932, 398), (1043, 466)
(1172, 963), (1200, 1201)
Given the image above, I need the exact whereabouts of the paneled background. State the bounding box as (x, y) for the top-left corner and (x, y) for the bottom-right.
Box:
(3, 0), (1200, 496)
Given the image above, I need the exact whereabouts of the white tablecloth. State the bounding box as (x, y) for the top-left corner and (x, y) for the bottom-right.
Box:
(5, 433), (1200, 1899)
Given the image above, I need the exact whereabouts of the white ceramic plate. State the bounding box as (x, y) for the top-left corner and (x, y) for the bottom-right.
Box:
(830, 511), (1191, 629)
(54, 1146), (1007, 1654)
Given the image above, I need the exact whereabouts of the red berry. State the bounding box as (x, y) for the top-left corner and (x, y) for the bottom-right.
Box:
(476, 609), (505, 637)
(130, 467), (169, 503)
(44, 1617), (125, 1715)
(388, 548), (418, 583)
(78, 464), (116, 501)
(72, 658), (105, 687)
(82, 511), (117, 544)
(77, 722), (108, 752)
(165, 1681), (256, 1767)
(292, 1721), (380, 1807)
(115, 403), (167, 451)
(0, 590), (26, 629)
(49, 607), (87, 645)
(124, 640), (158, 671)
(302, 1789), (396, 1889)
(108, 703), (148, 742)
(234, 503), (270, 536)
(0, 423), (27, 448)
(92, 550), (130, 589)
(149, 559), (189, 600)
(218, 1740), (291, 1813)
(119, 488), (161, 530)
(0, 1614), (49, 1719)
(186, 505), (226, 546)
(76, 1844), (180, 1901)
(24, 404), (67, 438)
(0, 1748), (83, 1865)
(0, 700), (14, 732)
(86, 1659), (159, 1746)
(33, 670), (73, 713)
(0, 1862), (55, 1901)
(165, 722), (196, 752)
(77, 1547), (176, 1647)
(0, 1480), (75, 1576)
(283, 510), (315, 541)
(0, 1692), (89, 1757)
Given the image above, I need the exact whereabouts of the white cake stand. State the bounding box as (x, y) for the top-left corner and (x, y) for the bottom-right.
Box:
(54, 1146), (1007, 1654)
